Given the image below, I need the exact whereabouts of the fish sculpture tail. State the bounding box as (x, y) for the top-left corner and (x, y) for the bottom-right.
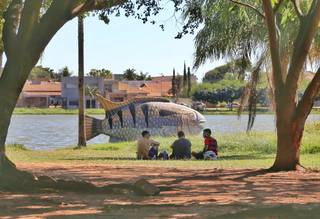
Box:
(85, 115), (103, 140)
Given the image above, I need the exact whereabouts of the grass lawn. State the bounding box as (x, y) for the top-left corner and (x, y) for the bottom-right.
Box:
(13, 106), (320, 116)
(13, 107), (105, 115)
(7, 122), (320, 169)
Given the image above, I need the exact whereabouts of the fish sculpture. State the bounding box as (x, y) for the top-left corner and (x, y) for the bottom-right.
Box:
(85, 94), (206, 142)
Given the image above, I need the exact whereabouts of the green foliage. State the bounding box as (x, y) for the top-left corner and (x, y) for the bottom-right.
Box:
(123, 68), (137, 80)
(29, 65), (54, 81)
(88, 68), (112, 79)
(58, 66), (72, 78)
(0, 18), (3, 52)
(203, 59), (251, 83)
(0, 0), (9, 52)
(193, 73), (245, 93)
(123, 68), (151, 80)
(136, 71), (152, 80)
(193, 73), (269, 105)
(28, 66), (72, 81)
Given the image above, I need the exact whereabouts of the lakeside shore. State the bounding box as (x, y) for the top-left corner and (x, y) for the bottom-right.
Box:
(13, 107), (320, 115)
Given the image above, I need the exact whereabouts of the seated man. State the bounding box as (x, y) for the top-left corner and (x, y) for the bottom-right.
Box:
(170, 131), (192, 159)
(137, 130), (160, 160)
(192, 129), (218, 160)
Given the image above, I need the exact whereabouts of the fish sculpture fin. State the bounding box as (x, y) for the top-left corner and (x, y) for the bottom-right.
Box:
(95, 93), (170, 114)
(85, 115), (103, 140)
(141, 104), (149, 127)
(117, 110), (124, 128)
(129, 104), (136, 127)
(95, 93), (129, 112)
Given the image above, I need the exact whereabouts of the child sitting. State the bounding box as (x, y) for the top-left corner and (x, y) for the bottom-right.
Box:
(192, 129), (218, 160)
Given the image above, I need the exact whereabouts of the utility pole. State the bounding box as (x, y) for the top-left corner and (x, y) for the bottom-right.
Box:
(78, 15), (86, 147)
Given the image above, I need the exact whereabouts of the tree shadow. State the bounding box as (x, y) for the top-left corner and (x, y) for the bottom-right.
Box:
(7, 164), (320, 218)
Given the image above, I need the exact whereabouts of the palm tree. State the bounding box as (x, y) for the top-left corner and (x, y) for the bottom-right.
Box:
(123, 68), (137, 80)
(78, 15), (86, 147)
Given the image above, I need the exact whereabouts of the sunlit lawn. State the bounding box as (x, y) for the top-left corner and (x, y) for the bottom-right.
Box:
(7, 127), (320, 169)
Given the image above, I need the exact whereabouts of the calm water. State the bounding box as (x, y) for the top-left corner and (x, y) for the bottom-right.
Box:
(6, 114), (320, 150)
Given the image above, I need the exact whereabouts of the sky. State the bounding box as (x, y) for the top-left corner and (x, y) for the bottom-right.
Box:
(39, 7), (225, 81)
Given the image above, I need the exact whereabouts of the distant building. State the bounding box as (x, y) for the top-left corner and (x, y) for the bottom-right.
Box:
(105, 80), (172, 102)
(60, 75), (174, 107)
(16, 81), (62, 108)
(61, 77), (105, 109)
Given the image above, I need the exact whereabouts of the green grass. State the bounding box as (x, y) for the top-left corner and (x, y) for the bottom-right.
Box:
(13, 107), (105, 115)
(13, 107), (320, 115)
(6, 122), (320, 169)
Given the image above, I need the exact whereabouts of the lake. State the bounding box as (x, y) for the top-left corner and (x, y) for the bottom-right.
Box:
(6, 114), (320, 150)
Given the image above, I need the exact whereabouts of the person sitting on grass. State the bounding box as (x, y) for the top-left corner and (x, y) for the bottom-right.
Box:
(137, 130), (160, 160)
(192, 129), (218, 160)
(170, 131), (192, 160)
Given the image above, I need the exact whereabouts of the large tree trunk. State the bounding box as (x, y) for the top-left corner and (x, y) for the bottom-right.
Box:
(0, 62), (27, 172)
(0, 50), (3, 76)
(271, 120), (304, 171)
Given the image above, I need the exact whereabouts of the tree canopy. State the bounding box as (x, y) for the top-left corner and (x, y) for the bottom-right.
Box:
(123, 68), (151, 80)
(203, 59), (251, 83)
(88, 68), (112, 79)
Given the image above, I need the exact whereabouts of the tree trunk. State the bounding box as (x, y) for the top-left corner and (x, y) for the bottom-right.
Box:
(78, 15), (86, 147)
(0, 63), (24, 172)
(0, 50), (3, 76)
(271, 107), (305, 171)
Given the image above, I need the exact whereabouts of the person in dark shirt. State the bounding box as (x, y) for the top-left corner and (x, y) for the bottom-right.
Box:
(192, 129), (218, 160)
(170, 131), (192, 159)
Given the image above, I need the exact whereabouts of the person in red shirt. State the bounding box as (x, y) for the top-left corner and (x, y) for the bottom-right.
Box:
(192, 129), (218, 160)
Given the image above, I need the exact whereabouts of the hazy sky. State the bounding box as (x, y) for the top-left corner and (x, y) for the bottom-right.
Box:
(39, 7), (224, 80)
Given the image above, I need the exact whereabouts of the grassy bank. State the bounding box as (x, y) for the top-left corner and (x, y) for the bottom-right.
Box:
(13, 107), (273, 115)
(6, 122), (320, 169)
(13, 107), (320, 115)
(13, 107), (105, 115)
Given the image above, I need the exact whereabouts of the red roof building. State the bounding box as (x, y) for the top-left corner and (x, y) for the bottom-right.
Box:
(16, 81), (62, 108)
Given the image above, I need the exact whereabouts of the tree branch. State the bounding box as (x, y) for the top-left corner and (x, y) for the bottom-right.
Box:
(291, 0), (304, 20)
(71, 0), (127, 17)
(229, 0), (265, 18)
(29, 1), (74, 63)
(3, 0), (22, 59)
(262, 0), (284, 96)
(295, 69), (320, 124)
(17, 0), (43, 49)
(285, 0), (320, 103)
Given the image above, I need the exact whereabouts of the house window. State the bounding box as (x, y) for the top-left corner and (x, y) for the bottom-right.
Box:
(69, 100), (78, 106)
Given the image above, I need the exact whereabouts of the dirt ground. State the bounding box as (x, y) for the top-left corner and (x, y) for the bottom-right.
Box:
(1, 163), (320, 218)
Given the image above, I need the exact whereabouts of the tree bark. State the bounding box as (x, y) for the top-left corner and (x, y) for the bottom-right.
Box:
(78, 15), (86, 147)
(271, 116), (304, 171)
(0, 62), (26, 172)
(0, 51), (3, 76)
